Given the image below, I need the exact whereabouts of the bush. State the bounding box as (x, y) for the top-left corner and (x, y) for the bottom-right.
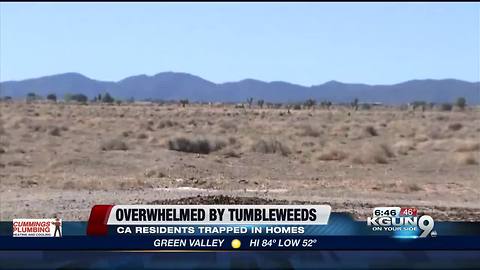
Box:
(304, 99), (316, 109)
(298, 125), (321, 137)
(317, 149), (347, 161)
(100, 139), (128, 151)
(361, 103), (371, 110)
(455, 141), (480, 152)
(102, 93), (115, 103)
(251, 139), (290, 156)
(448, 123), (463, 131)
(351, 143), (394, 164)
(439, 103), (453, 111)
(26, 92), (37, 102)
(455, 153), (478, 165)
(158, 120), (178, 129)
(71, 94), (88, 103)
(46, 94), (57, 102)
(364, 126), (378, 136)
(168, 137), (226, 154)
(257, 99), (265, 108)
(48, 126), (62, 136)
(455, 97), (466, 110)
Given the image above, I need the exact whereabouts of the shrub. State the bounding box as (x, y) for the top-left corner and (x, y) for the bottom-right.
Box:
(158, 120), (178, 129)
(439, 103), (453, 111)
(257, 99), (265, 108)
(100, 139), (128, 151)
(298, 125), (321, 137)
(179, 99), (189, 107)
(71, 94), (88, 103)
(317, 149), (347, 161)
(48, 126), (61, 136)
(304, 99), (316, 109)
(455, 141), (480, 152)
(46, 94), (57, 102)
(168, 137), (226, 154)
(364, 126), (378, 136)
(26, 92), (37, 102)
(219, 121), (237, 132)
(361, 103), (371, 110)
(251, 139), (290, 156)
(448, 123), (463, 131)
(393, 140), (415, 155)
(137, 133), (148, 139)
(455, 153), (478, 165)
(455, 97), (466, 110)
(102, 93), (115, 103)
(351, 143), (394, 164)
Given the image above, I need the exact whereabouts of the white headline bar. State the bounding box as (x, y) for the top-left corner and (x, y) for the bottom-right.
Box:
(107, 205), (331, 225)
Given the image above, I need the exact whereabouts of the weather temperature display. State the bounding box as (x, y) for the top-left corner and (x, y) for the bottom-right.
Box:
(249, 238), (318, 248)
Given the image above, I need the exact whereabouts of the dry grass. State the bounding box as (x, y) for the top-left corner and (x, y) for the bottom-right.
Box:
(158, 120), (179, 129)
(298, 125), (321, 137)
(351, 143), (394, 164)
(1, 102), (479, 221)
(251, 138), (290, 156)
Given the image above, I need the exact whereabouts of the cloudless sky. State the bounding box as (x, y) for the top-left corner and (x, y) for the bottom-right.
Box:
(1, 2), (479, 85)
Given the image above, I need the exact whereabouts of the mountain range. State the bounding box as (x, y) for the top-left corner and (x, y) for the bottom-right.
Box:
(1, 72), (479, 105)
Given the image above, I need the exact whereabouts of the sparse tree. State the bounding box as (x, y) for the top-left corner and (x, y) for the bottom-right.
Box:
(257, 99), (264, 108)
(246, 97), (254, 109)
(351, 98), (359, 111)
(440, 103), (453, 111)
(71, 94), (88, 104)
(102, 92), (114, 103)
(304, 98), (316, 109)
(456, 97), (466, 110)
(46, 93), (57, 102)
(26, 92), (37, 102)
(179, 99), (189, 107)
(321, 100), (332, 110)
(411, 101), (426, 112)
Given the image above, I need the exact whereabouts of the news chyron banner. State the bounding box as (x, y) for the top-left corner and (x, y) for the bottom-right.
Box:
(3, 204), (480, 251)
(87, 205), (331, 249)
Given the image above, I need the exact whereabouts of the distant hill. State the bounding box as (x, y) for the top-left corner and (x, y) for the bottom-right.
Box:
(1, 72), (479, 105)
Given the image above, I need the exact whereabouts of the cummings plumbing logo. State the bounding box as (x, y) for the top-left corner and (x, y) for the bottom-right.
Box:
(367, 207), (435, 238)
(13, 218), (62, 237)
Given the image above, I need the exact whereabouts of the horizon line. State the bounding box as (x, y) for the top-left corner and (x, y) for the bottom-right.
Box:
(1, 71), (479, 87)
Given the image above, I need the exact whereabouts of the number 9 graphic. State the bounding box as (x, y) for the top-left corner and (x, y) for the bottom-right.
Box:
(418, 215), (434, 238)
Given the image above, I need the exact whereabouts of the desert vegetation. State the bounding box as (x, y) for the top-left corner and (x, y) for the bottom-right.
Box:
(0, 100), (479, 221)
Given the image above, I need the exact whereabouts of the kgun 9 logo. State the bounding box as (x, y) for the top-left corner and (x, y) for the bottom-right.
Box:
(367, 207), (435, 238)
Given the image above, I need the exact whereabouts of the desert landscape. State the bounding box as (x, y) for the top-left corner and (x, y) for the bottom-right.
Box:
(0, 101), (479, 221)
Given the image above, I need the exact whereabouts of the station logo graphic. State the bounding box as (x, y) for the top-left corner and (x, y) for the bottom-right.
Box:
(13, 218), (62, 237)
(367, 207), (435, 238)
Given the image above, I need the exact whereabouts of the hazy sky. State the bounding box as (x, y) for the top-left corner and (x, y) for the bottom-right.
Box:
(1, 3), (479, 85)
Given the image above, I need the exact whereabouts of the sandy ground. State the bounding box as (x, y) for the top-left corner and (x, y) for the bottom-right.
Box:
(1, 102), (479, 221)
